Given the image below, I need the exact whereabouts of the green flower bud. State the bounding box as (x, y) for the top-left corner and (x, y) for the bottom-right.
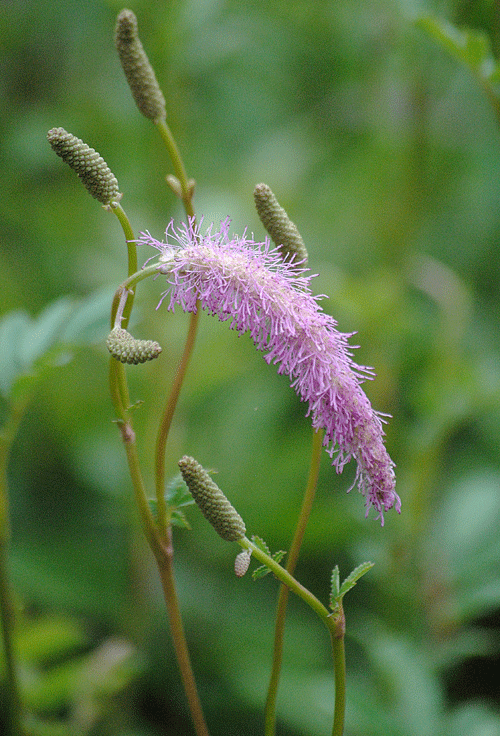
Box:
(178, 456), (246, 542)
(106, 327), (162, 364)
(47, 128), (120, 205)
(115, 9), (166, 122)
(253, 183), (308, 267)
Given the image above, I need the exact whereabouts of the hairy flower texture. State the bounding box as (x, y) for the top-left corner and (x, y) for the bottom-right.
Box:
(138, 220), (400, 523)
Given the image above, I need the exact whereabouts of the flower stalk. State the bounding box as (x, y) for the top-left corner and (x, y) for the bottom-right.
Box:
(238, 535), (347, 736)
(264, 428), (324, 736)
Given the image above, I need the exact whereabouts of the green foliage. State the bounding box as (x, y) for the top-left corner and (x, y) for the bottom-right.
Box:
(2, 0), (500, 734)
(0, 291), (111, 402)
(2, 613), (142, 736)
(148, 473), (195, 529)
(416, 16), (495, 73)
(250, 535), (287, 579)
(329, 561), (374, 612)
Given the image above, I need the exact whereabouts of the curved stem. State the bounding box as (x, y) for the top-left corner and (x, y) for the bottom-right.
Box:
(109, 358), (163, 559)
(155, 309), (200, 532)
(239, 534), (346, 736)
(155, 119), (195, 219)
(264, 428), (324, 736)
(0, 399), (29, 736)
(111, 203), (137, 328)
(156, 528), (210, 736)
(238, 536), (331, 625)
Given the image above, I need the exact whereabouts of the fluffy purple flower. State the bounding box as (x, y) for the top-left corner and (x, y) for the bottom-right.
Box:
(137, 218), (400, 523)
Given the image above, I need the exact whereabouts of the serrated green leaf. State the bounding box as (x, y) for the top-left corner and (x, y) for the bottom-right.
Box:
(251, 544), (286, 580)
(170, 509), (192, 530)
(272, 550), (286, 565)
(165, 473), (194, 508)
(148, 476), (194, 530)
(252, 564), (272, 580)
(330, 566), (340, 605)
(338, 561), (374, 599)
(251, 535), (271, 556)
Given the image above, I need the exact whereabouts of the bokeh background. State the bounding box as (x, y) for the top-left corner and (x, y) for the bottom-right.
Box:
(2, 0), (500, 734)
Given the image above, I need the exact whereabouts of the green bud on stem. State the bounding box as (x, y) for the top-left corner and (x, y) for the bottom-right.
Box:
(47, 128), (121, 205)
(253, 183), (308, 267)
(178, 456), (246, 542)
(106, 327), (162, 364)
(115, 9), (166, 122)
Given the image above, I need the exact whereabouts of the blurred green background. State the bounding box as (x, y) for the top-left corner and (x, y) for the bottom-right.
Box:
(2, 0), (500, 734)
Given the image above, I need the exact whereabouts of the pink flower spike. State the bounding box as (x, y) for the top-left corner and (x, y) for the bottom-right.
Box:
(137, 219), (400, 524)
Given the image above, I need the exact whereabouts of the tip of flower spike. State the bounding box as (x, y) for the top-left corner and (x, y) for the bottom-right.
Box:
(115, 9), (166, 122)
(47, 128), (121, 205)
(178, 456), (246, 542)
(254, 183), (308, 267)
(106, 327), (162, 364)
(141, 219), (398, 524)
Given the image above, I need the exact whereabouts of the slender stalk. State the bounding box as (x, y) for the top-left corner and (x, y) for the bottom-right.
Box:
(264, 428), (324, 736)
(0, 400), (29, 736)
(239, 535), (346, 736)
(155, 119), (195, 219)
(331, 607), (346, 736)
(239, 536), (331, 624)
(109, 357), (163, 559)
(155, 309), (200, 533)
(156, 528), (210, 736)
(111, 203), (138, 326)
(109, 126), (208, 733)
(0, 544), (23, 736)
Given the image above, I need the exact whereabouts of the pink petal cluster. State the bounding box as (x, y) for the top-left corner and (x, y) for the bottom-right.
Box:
(137, 219), (400, 523)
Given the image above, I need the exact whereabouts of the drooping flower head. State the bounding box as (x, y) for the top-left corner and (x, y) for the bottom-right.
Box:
(137, 219), (400, 524)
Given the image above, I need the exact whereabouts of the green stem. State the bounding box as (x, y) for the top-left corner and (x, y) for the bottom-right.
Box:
(111, 203), (137, 327)
(264, 428), (324, 736)
(239, 530), (346, 735)
(108, 189), (206, 733)
(239, 536), (332, 626)
(331, 606), (346, 736)
(154, 309), (200, 533)
(0, 401), (29, 736)
(0, 542), (23, 736)
(109, 358), (209, 736)
(155, 119), (195, 219)
(156, 528), (210, 736)
(109, 358), (163, 559)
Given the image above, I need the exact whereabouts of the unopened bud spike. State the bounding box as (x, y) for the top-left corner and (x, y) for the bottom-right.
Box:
(47, 128), (121, 205)
(115, 9), (166, 122)
(178, 456), (246, 542)
(254, 183), (308, 267)
(106, 326), (162, 364)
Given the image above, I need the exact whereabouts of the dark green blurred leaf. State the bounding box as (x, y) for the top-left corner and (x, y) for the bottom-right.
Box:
(416, 15), (494, 72)
(0, 291), (111, 401)
(16, 615), (88, 665)
(426, 471), (500, 624)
